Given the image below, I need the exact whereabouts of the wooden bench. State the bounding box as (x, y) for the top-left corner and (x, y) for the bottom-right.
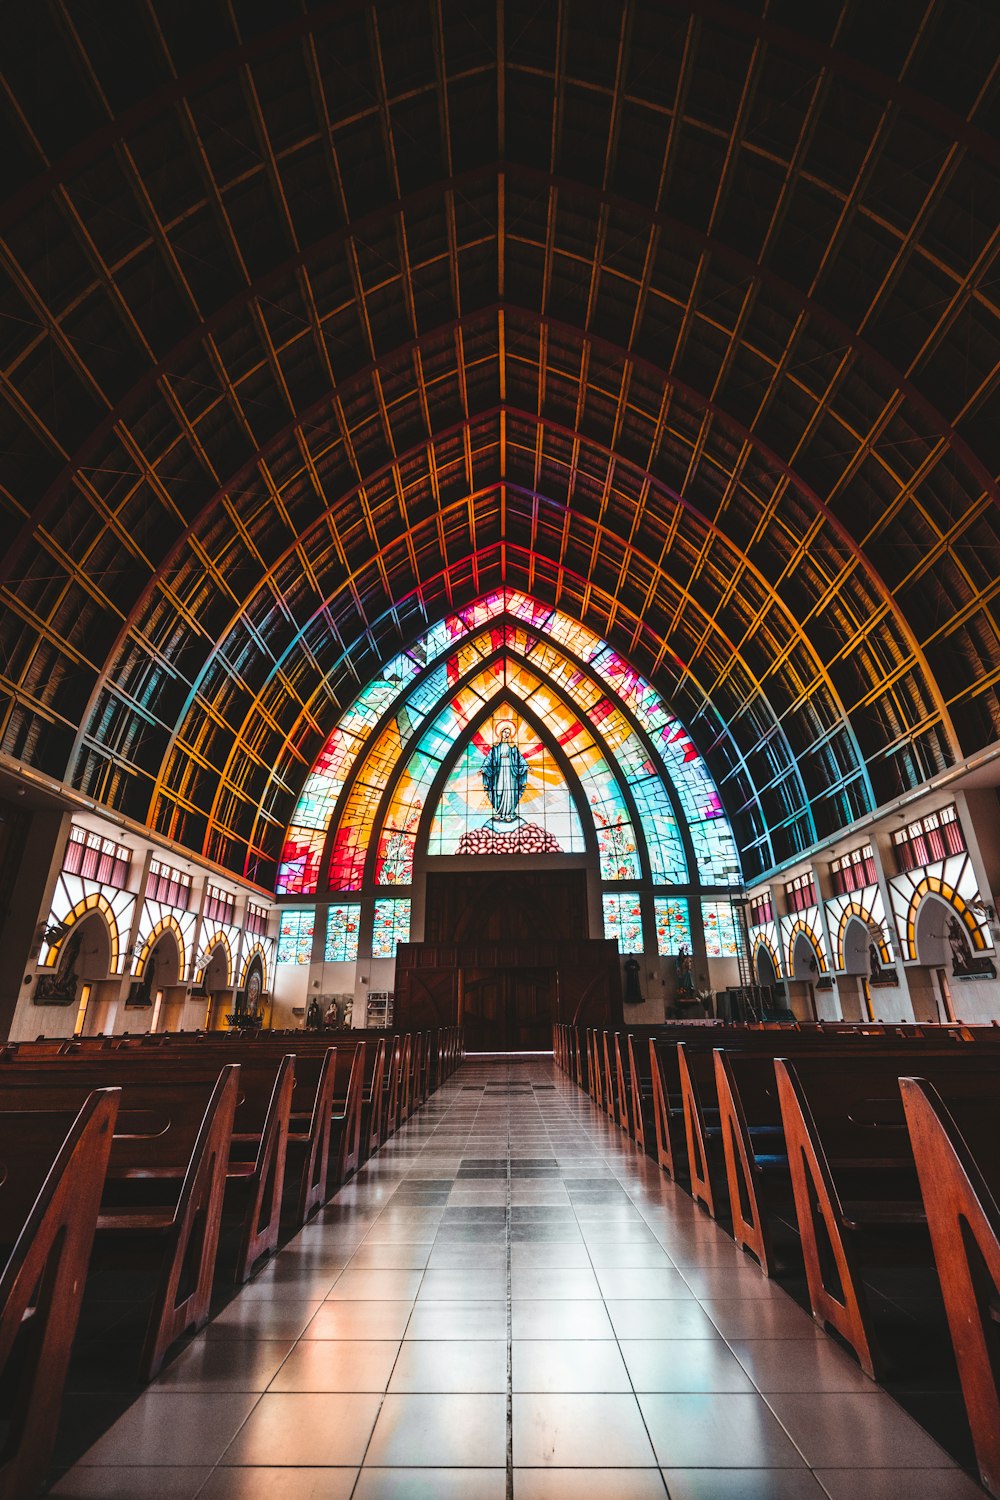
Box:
(774, 1050), (1000, 1379)
(0, 1063), (240, 1380)
(900, 1073), (1000, 1498)
(0, 1089), (119, 1500)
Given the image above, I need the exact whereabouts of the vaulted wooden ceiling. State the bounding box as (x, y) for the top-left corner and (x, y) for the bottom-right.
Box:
(1, 0), (998, 886)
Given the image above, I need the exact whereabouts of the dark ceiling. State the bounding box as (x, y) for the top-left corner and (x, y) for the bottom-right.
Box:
(0, 0), (998, 888)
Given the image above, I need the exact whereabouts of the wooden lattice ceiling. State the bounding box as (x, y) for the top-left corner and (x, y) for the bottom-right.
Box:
(0, 0), (998, 887)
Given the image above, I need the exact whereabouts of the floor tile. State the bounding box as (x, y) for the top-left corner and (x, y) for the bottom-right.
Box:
(197, 1469), (358, 1499)
(661, 1470), (828, 1499)
(511, 1299), (614, 1339)
(594, 1268), (695, 1299)
(586, 1242), (676, 1268)
(701, 1296), (825, 1341)
(765, 1392), (960, 1468)
(347, 1241), (433, 1268)
(353, 1469), (507, 1500)
(638, 1392), (808, 1468)
(619, 1338), (756, 1393)
(388, 1338), (508, 1392)
(405, 1300), (507, 1339)
(221, 1391), (383, 1466)
(513, 1469), (668, 1499)
(302, 1300), (414, 1340)
(47, 1468), (210, 1499)
(512, 1338), (631, 1392)
(365, 1392), (507, 1467)
(605, 1299), (719, 1340)
(152, 1338), (293, 1392)
(77, 1393), (259, 1466)
(512, 1392), (657, 1467)
(510, 1243), (593, 1269)
(814, 1469), (987, 1499)
(511, 1267), (602, 1300)
(729, 1338), (879, 1393)
(326, 1268), (424, 1300)
(267, 1339), (401, 1391)
(417, 1267), (508, 1299)
(678, 1265), (786, 1300)
(204, 1300), (322, 1341)
(426, 1244), (507, 1268)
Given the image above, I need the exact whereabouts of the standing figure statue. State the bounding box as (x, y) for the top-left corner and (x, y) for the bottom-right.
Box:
(481, 720), (528, 826)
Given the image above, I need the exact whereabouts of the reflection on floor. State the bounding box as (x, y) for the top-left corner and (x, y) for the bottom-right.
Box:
(49, 1054), (985, 1499)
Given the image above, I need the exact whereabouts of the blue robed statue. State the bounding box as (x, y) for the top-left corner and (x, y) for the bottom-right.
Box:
(481, 720), (528, 824)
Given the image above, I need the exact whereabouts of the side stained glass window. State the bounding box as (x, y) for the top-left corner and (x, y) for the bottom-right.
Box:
(654, 897), (691, 955)
(603, 892), (644, 953)
(701, 900), (740, 958)
(372, 899), (411, 957)
(277, 909), (314, 964)
(325, 903), (361, 962)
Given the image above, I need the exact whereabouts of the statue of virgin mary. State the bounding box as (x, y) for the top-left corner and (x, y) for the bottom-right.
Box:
(481, 719), (528, 824)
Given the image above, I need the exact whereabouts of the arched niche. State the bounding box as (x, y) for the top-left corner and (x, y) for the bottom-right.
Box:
(203, 942), (231, 993)
(35, 910), (113, 1009)
(755, 944), (777, 987)
(842, 916), (872, 976)
(914, 894), (954, 967)
(73, 913), (113, 982)
(790, 931), (821, 982)
(142, 930), (181, 989)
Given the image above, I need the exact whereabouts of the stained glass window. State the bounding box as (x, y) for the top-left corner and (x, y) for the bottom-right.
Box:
(325, 903), (361, 962)
(603, 892), (644, 953)
(280, 588), (743, 896)
(654, 897), (691, 955)
(427, 715), (586, 855)
(372, 899), (411, 957)
(277, 908), (314, 964)
(701, 900), (740, 958)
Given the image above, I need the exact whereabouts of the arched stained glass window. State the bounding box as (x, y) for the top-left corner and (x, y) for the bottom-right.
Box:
(372, 669), (638, 885)
(277, 590), (743, 908)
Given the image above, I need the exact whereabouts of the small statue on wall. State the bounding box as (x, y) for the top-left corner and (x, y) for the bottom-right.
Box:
(676, 944), (695, 997)
(623, 955), (643, 1006)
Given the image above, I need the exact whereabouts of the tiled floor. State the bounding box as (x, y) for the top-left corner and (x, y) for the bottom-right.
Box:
(48, 1054), (986, 1500)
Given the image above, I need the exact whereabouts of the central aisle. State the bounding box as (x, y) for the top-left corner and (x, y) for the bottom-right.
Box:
(54, 1055), (979, 1500)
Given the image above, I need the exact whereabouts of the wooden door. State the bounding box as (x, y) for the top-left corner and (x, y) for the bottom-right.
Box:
(507, 968), (554, 1049)
(460, 969), (506, 1050)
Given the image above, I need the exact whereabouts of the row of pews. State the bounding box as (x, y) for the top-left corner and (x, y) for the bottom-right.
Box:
(0, 1023), (463, 1499)
(554, 1017), (1000, 1498)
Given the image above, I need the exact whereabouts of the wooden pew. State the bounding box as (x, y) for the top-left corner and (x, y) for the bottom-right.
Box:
(0, 1089), (119, 1500)
(284, 1046), (338, 1225)
(0, 1063), (240, 1380)
(328, 1042), (366, 1191)
(901, 1074), (1000, 1498)
(714, 1046), (793, 1275)
(226, 1053), (294, 1282)
(363, 1036), (387, 1160)
(774, 1050), (1000, 1379)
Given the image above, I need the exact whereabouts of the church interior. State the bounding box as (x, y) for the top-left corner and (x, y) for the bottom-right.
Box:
(0, 0), (999, 1495)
